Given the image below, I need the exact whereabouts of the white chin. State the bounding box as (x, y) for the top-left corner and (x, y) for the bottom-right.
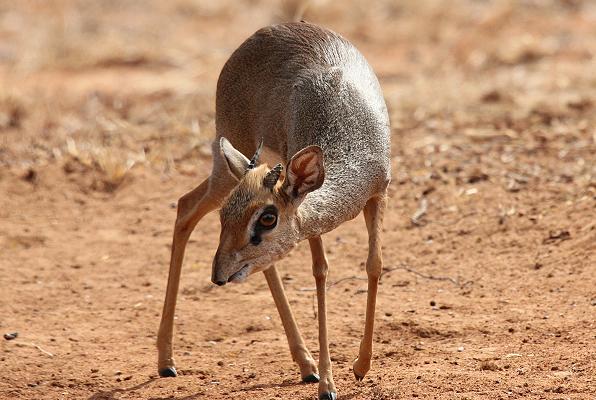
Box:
(228, 264), (252, 283)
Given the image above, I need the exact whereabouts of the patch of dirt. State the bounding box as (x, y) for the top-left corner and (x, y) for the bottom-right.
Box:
(1, 1), (595, 399)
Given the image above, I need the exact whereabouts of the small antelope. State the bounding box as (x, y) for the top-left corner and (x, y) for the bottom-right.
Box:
(157, 22), (390, 400)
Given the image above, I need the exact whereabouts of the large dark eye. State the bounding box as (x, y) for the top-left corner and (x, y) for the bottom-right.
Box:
(251, 205), (278, 245)
(259, 213), (276, 228)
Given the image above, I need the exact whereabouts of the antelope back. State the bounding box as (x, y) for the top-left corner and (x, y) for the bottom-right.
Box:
(214, 22), (389, 171)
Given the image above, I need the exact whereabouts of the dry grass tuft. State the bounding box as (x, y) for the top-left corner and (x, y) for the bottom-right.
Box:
(0, 95), (26, 130)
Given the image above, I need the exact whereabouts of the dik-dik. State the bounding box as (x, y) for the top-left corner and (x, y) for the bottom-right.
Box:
(157, 22), (390, 400)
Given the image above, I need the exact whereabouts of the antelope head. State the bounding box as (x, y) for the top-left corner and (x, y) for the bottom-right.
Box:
(211, 137), (325, 285)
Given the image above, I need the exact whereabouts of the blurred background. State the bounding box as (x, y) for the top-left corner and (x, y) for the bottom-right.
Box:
(1, 1), (595, 399)
(1, 0), (594, 188)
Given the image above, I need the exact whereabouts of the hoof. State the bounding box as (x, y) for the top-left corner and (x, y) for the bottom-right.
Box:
(319, 392), (337, 400)
(353, 371), (364, 381)
(159, 366), (177, 378)
(302, 373), (320, 383)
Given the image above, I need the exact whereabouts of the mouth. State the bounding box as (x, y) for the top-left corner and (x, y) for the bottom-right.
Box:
(227, 264), (250, 283)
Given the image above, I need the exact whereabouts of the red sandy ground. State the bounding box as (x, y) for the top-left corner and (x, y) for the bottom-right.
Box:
(0, 1), (595, 399)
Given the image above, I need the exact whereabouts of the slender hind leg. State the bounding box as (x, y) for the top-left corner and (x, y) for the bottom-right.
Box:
(353, 194), (387, 380)
(263, 266), (319, 383)
(309, 237), (337, 400)
(157, 175), (231, 377)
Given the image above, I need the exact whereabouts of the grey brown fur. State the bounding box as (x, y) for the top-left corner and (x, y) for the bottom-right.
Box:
(214, 22), (390, 236)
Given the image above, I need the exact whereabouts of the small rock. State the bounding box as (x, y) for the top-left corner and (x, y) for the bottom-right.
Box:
(480, 360), (500, 371)
(217, 361), (224, 367)
(457, 346), (465, 352)
(3, 332), (18, 340)
(22, 168), (38, 183)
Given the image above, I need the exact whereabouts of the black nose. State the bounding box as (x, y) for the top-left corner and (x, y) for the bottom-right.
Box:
(215, 280), (226, 286)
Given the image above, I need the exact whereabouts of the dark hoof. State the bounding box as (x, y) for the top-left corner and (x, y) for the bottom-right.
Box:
(354, 371), (364, 381)
(159, 366), (177, 377)
(319, 392), (337, 400)
(302, 373), (320, 383)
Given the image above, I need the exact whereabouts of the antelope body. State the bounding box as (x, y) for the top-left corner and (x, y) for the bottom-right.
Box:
(157, 22), (390, 400)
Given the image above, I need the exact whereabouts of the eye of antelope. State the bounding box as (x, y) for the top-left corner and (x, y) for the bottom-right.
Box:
(259, 213), (276, 228)
(250, 205), (278, 245)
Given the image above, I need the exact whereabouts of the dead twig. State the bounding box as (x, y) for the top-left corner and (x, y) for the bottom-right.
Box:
(381, 265), (472, 288)
(15, 342), (54, 357)
(298, 264), (472, 292)
(327, 276), (367, 289)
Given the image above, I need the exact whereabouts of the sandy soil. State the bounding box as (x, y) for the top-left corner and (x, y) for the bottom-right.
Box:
(1, 1), (595, 399)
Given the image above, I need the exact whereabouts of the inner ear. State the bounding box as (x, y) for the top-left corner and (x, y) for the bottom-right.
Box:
(220, 137), (249, 181)
(284, 145), (325, 198)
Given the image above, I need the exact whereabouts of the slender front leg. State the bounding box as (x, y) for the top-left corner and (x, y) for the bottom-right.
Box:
(263, 266), (319, 383)
(309, 237), (337, 400)
(157, 178), (221, 377)
(353, 194), (386, 380)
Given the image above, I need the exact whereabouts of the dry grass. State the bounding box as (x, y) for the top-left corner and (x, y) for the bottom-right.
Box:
(0, 0), (595, 192)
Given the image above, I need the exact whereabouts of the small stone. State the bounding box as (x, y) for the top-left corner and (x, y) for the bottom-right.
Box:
(90, 368), (99, 373)
(217, 361), (224, 367)
(22, 168), (38, 183)
(430, 300), (436, 307)
(114, 371), (122, 376)
(3, 332), (18, 340)
(457, 346), (465, 352)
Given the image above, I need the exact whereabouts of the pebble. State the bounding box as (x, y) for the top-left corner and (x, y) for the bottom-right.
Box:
(457, 346), (465, 352)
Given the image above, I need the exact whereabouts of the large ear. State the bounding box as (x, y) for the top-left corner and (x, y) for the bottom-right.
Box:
(219, 137), (249, 181)
(284, 145), (325, 200)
